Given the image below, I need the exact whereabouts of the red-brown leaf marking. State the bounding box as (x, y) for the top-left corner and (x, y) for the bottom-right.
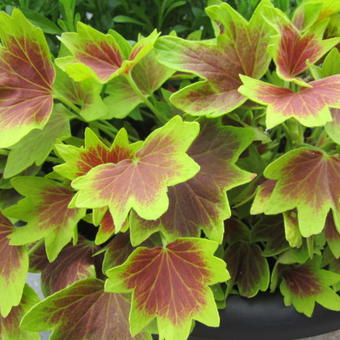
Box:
(41, 240), (96, 294)
(281, 264), (322, 297)
(278, 150), (340, 210)
(99, 210), (115, 235)
(0, 37), (54, 127)
(77, 145), (133, 177)
(40, 279), (146, 340)
(95, 135), (179, 205)
(77, 42), (122, 81)
(122, 240), (210, 325)
(325, 213), (340, 241)
(277, 25), (322, 78)
(257, 75), (340, 117)
(0, 214), (22, 281)
(38, 186), (78, 229)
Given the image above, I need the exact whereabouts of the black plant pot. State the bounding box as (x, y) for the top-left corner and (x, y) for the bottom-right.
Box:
(190, 292), (340, 340)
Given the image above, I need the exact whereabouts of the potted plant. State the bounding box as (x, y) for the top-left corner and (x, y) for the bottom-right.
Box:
(0, 0), (339, 339)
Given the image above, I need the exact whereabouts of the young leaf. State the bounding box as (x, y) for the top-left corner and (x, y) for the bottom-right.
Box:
(129, 120), (255, 245)
(105, 238), (229, 340)
(278, 259), (340, 316)
(239, 75), (340, 128)
(225, 241), (270, 297)
(251, 215), (290, 256)
(0, 213), (28, 317)
(0, 9), (55, 148)
(56, 22), (158, 83)
(154, 0), (275, 116)
(20, 278), (150, 340)
(5, 177), (86, 261)
(55, 128), (136, 180)
(283, 210), (303, 248)
(30, 239), (97, 295)
(104, 51), (174, 119)
(261, 148), (340, 237)
(325, 213), (340, 259)
(72, 116), (200, 230)
(4, 105), (70, 178)
(265, 7), (339, 86)
(54, 68), (108, 121)
(0, 285), (40, 340)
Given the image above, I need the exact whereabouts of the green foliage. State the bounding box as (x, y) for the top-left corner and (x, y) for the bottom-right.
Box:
(0, 1), (339, 339)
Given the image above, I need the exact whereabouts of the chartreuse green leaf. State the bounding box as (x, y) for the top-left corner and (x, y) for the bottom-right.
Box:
(20, 278), (150, 340)
(263, 5), (339, 86)
(259, 148), (340, 237)
(56, 21), (159, 83)
(104, 51), (174, 119)
(54, 67), (108, 121)
(105, 238), (229, 340)
(4, 105), (70, 179)
(309, 49), (340, 144)
(278, 258), (340, 316)
(238, 74), (340, 128)
(293, 0), (340, 30)
(5, 177), (85, 262)
(55, 127), (137, 180)
(0, 285), (40, 340)
(29, 238), (97, 296)
(0, 9), (55, 148)
(0, 213), (28, 317)
(129, 119), (255, 245)
(71, 116), (200, 230)
(154, 0), (275, 117)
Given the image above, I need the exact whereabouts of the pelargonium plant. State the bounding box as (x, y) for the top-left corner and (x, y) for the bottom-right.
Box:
(0, 0), (340, 339)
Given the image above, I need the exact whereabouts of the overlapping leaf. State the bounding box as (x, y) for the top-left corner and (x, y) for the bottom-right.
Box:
(105, 238), (229, 340)
(264, 6), (339, 86)
(278, 259), (340, 316)
(225, 241), (270, 297)
(29, 239), (97, 295)
(239, 74), (340, 128)
(0, 285), (40, 340)
(4, 105), (70, 178)
(129, 120), (255, 245)
(56, 22), (158, 83)
(0, 9), (55, 148)
(94, 208), (117, 244)
(0, 213), (28, 317)
(104, 51), (174, 119)
(257, 148), (340, 237)
(55, 128), (137, 180)
(20, 278), (150, 340)
(325, 214), (340, 259)
(5, 177), (85, 261)
(54, 67), (108, 121)
(72, 116), (200, 230)
(154, 0), (275, 116)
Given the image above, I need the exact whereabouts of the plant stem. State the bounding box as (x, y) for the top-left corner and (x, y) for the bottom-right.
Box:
(284, 119), (304, 145)
(0, 149), (9, 156)
(124, 73), (165, 123)
(54, 93), (82, 116)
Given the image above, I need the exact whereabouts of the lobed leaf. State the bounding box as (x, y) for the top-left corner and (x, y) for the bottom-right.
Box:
(154, 0), (275, 117)
(129, 120), (255, 245)
(259, 148), (340, 237)
(0, 9), (55, 148)
(21, 278), (150, 340)
(72, 116), (200, 230)
(105, 238), (229, 340)
(239, 75), (340, 128)
(5, 177), (86, 261)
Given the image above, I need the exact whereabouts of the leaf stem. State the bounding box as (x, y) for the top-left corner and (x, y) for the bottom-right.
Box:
(0, 149), (9, 156)
(124, 72), (164, 123)
(284, 119), (304, 146)
(53, 93), (84, 118)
